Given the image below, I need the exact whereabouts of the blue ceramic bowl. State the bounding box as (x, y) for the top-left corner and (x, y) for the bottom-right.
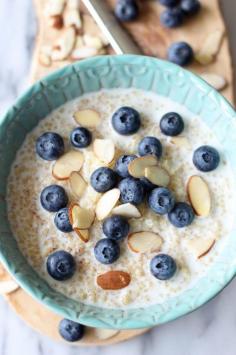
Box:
(0, 55), (236, 329)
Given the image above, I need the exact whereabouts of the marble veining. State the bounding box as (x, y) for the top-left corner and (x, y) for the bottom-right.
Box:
(0, 0), (236, 354)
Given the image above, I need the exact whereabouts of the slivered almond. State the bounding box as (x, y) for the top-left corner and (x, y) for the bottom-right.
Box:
(95, 328), (119, 340)
(74, 228), (90, 243)
(0, 280), (19, 295)
(73, 109), (101, 128)
(83, 34), (103, 50)
(185, 238), (215, 259)
(93, 139), (115, 165)
(128, 155), (157, 178)
(112, 203), (141, 218)
(69, 172), (87, 198)
(170, 136), (190, 148)
(200, 73), (227, 91)
(187, 175), (211, 217)
(128, 231), (163, 253)
(71, 47), (98, 60)
(69, 204), (95, 229)
(96, 188), (120, 221)
(97, 270), (131, 290)
(195, 29), (224, 65)
(51, 27), (76, 61)
(144, 166), (170, 187)
(52, 151), (84, 180)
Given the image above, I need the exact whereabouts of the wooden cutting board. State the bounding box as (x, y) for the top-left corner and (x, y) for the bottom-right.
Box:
(0, 0), (234, 347)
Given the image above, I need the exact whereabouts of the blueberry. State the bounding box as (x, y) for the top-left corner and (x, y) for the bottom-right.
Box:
(59, 319), (84, 342)
(160, 112), (184, 136)
(150, 254), (177, 280)
(168, 41), (194, 66)
(102, 215), (130, 241)
(118, 177), (145, 205)
(139, 177), (157, 192)
(94, 238), (120, 264)
(193, 145), (220, 172)
(70, 127), (92, 148)
(148, 188), (175, 215)
(115, 154), (137, 178)
(160, 7), (184, 28)
(159, 0), (180, 7)
(114, 0), (139, 22)
(138, 136), (162, 159)
(90, 167), (118, 193)
(36, 132), (64, 161)
(112, 107), (141, 135)
(46, 250), (76, 281)
(180, 0), (201, 15)
(168, 202), (194, 228)
(54, 207), (73, 233)
(40, 185), (68, 212)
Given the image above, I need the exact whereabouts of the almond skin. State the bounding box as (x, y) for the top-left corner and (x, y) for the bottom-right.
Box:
(198, 240), (215, 259)
(74, 228), (90, 243)
(97, 271), (131, 290)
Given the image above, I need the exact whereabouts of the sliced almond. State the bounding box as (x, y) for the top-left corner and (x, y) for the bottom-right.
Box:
(200, 73), (227, 91)
(93, 139), (115, 165)
(195, 29), (224, 65)
(0, 280), (19, 295)
(69, 203), (95, 229)
(97, 270), (131, 290)
(73, 109), (101, 128)
(71, 46), (98, 60)
(74, 228), (90, 243)
(144, 166), (170, 187)
(49, 14), (63, 29)
(187, 175), (211, 217)
(69, 171), (87, 198)
(95, 328), (119, 340)
(52, 151), (84, 180)
(95, 188), (120, 221)
(128, 155), (158, 178)
(111, 203), (141, 218)
(64, 8), (81, 29)
(83, 34), (103, 50)
(46, 0), (66, 16)
(170, 136), (190, 148)
(185, 238), (215, 259)
(51, 27), (76, 61)
(128, 231), (163, 253)
(39, 52), (52, 67)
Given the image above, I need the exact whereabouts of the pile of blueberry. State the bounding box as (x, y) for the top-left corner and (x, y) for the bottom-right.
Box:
(89, 106), (219, 280)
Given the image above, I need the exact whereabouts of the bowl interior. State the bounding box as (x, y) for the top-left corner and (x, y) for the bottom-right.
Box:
(0, 55), (236, 329)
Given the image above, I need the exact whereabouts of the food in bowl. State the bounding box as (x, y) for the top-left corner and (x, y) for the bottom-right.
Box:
(6, 87), (235, 308)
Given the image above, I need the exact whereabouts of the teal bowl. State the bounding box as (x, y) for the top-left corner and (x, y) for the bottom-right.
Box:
(0, 55), (236, 329)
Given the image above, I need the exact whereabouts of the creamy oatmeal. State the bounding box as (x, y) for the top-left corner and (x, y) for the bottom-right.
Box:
(6, 88), (235, 308)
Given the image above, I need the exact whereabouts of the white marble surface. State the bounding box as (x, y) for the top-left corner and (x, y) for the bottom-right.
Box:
(0, 1), (236, 354)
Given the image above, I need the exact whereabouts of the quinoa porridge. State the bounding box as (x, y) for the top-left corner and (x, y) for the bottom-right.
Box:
(6, 88), (235, 308)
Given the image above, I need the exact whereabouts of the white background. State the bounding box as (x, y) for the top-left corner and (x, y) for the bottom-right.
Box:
(0, 1), (236, 354)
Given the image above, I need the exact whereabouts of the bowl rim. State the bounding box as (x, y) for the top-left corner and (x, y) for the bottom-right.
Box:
(1, 54), (236, 329)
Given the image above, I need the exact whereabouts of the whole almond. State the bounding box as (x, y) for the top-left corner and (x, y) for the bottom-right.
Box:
(97, 270), (131, 290)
